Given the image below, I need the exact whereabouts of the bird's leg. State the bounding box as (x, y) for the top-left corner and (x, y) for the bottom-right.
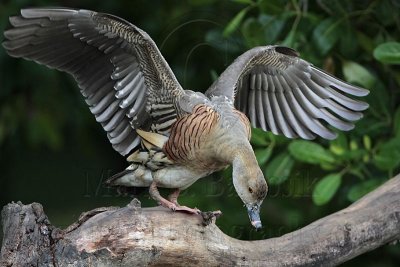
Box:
(149, 182), (200, 214)
(168, 188), (181, 206)
(149, 181), (176, 210)
(168, 188), (201, 214)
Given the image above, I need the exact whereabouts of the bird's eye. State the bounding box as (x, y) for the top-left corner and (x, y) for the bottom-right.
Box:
(248, 187), (253, 193)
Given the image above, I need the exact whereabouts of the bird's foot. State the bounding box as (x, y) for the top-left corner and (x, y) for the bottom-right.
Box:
(158, 198), (221, 225)
(157, 198), (200, 214)
(174, 205), (201, 214)
(157, 199), (177, 210)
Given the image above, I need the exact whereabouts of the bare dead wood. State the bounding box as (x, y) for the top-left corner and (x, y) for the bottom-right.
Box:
(1, 175), (400, 267)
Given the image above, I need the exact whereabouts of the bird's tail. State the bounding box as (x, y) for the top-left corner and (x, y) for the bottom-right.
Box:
(104, 129), (173, 195)
(104, 164), (153, 196)
(105, 163), (153, 187)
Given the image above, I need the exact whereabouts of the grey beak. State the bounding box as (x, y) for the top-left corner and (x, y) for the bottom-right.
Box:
(247, 205), (262, 230)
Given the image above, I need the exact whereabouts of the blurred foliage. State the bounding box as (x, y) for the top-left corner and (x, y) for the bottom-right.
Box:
(0, 0), (399, 266)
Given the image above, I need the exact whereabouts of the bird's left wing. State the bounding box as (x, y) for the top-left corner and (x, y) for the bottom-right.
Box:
(205, 46), (369, 140)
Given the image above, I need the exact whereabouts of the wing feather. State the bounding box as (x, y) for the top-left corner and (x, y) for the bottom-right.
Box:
(3, 8), (185, 156)
(206, 45), (368, 140)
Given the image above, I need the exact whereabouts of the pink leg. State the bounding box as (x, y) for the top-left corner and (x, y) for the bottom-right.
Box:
(149, 182), (200, 214)
(149, 182), (176, 210)
(168, 188), (181, 206)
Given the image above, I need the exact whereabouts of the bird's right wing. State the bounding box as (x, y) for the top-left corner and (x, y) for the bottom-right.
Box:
(3, 8), (185, 156)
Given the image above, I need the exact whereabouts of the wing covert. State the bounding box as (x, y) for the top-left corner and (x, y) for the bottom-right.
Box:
(206, 45), (369, 140)
(3, 8), (184, 155)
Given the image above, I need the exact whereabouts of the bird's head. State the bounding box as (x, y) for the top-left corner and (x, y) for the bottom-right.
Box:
(232, 153), (268, 230)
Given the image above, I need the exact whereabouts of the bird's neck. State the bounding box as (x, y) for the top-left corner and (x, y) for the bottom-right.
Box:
(231, 141), (260, 180)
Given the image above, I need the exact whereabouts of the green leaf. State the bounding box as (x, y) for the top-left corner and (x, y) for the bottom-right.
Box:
(373, 138), (400, 170)
(373, 42), (400, 64)
(339, 22), (358, 58)
(342, 61), (376, 88)
(315, 0), (351, 16)
(350, 140), (358, 150)
(374, 1), (399, 26)
(353, 118), (388, 138)
(255, 145), (274, 165)
(320, 162), (337, 171)
(363, 135), (372, 150)
(356, 31), (375, 54)
(348, 168), (364, 179)
(250, 128), (269, 146)
(258, 0), (285, 15)
(312, 173), (342, 205)
(223, 8), (249, 37)
(281, 28), (296, 47)
(265, 131), (289, 145)
(258, 14), (287, 44)
(364, 79), (390, 121)
(312, 18), (342, 56)
(347, 179), (383, 202)
(265, 152), (294, 185)
(288, 140), (335, 165)
(242, 18), (264, 47)
(335, 149), (366, 161)
(330, 132), (348, 156)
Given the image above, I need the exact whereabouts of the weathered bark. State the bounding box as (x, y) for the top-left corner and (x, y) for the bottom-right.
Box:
(1, 175), (400, 267)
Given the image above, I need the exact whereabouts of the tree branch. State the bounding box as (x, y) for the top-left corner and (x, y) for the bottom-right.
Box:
(1, 175), (400, 266)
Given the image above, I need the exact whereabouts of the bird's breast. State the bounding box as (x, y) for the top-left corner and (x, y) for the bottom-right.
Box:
(163, 104), (251, 171)
(163, 104), (218, 163)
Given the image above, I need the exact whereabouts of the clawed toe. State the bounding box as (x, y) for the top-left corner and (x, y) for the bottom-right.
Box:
(174, 205), (201, 214)
(151, 184), (218, 220)
(158, 201), (200, 214)
(160, 199), (222, 225)
(157, 201), (177, 211)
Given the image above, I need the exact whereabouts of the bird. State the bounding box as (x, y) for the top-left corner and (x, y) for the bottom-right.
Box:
(2, 8), (369, 230)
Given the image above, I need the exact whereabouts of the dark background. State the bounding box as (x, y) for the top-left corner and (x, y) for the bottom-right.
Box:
(1, 0), (399, 266)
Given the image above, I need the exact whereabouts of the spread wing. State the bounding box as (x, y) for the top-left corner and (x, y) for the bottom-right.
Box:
(205, 46), (369, 140)
(3, 8), (184, 156)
